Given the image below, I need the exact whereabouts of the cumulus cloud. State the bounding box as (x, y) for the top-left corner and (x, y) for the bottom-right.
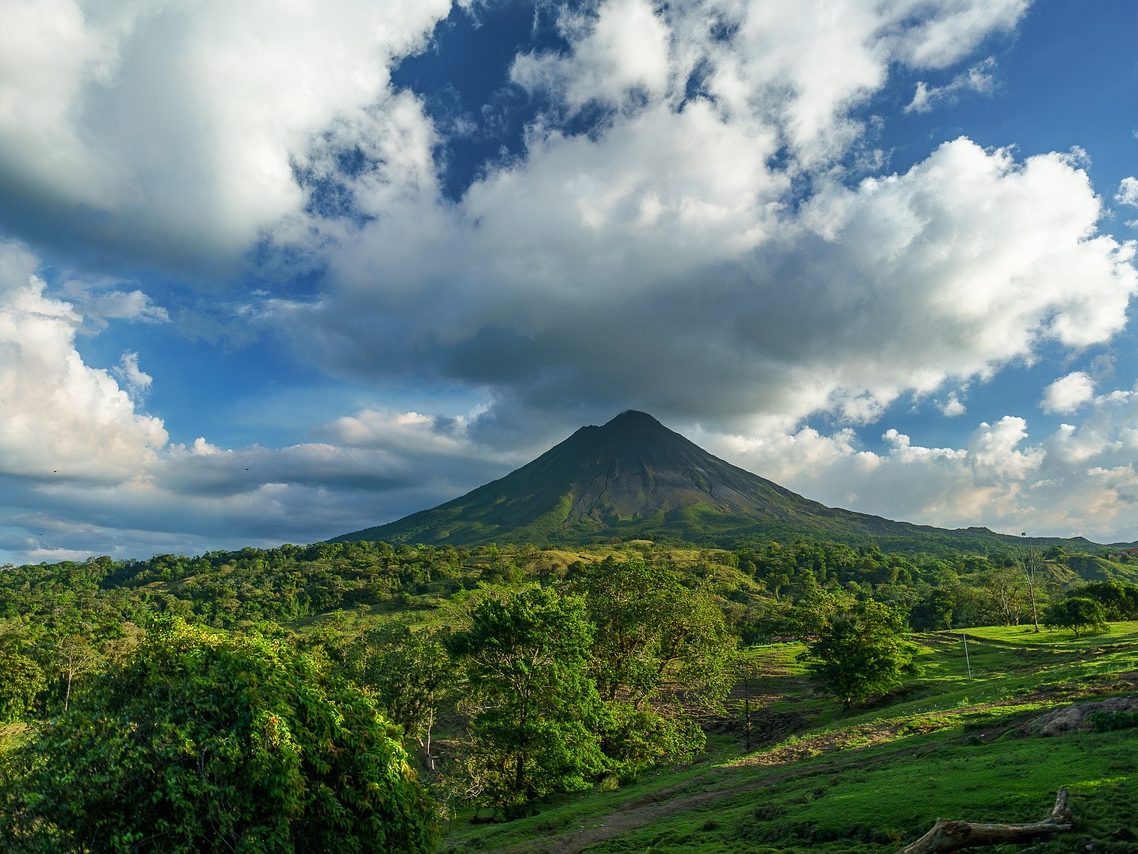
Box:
(702, 391), (1138, 541)
(0, 0), (453, 269)
(0, 247), (529, 563)
(523, 0), (1027, 176)
(1041, 371), (1095, 414)
(1117, 177), (1138, 227)
(1116, 176), (1138, 207)
(511, 0), (671, 111)
(905, 56), (999, 113)
(938, 392), (967, 417)
(249, 1), (1124, 442)
(288, 135), (1136, 437)
(0, 242), (167, 482)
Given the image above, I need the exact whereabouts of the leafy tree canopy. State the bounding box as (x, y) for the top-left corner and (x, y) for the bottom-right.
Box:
(448, 587), (608, 814)
(340, 622), (454, 769)
(801, 600), (919, 709)
(0, 619), (435, 853)
(572, 557), (736, 772)
(1044, 596), (1109, 636)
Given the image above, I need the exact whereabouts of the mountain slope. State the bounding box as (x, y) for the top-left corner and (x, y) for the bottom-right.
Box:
(334, 410), (1063, 551)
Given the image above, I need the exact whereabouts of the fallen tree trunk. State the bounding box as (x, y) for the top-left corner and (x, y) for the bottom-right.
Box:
(900, 788), (1073, 853)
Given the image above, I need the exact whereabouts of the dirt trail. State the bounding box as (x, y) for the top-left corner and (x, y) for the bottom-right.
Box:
(505, 747), (927, 854)
(495, 674), (1138, 852)
(503, 767), (777, 853)
(503, 700), (1068, 853)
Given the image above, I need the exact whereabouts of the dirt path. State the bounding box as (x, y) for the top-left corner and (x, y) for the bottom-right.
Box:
(504, 701), (1064, 853)
(497, 680), (1138, 852)
(506, 747), (926, 854)
(503, 768), (777, 853)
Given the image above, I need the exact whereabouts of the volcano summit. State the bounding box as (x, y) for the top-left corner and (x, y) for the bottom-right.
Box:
(335, 411), (1037, 551)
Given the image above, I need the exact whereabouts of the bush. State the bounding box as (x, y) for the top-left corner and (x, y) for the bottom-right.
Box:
(1043, 596), (1109, 636)
(801, 600), (919, 708)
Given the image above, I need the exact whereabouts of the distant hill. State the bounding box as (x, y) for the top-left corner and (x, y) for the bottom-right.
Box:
(334, 410), (1103, 553)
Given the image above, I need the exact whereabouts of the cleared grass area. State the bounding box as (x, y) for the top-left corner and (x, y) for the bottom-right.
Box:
(445, 622), (1138, 852)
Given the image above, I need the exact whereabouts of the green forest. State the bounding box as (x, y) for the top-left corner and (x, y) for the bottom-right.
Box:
(2, 538), (1137, 851)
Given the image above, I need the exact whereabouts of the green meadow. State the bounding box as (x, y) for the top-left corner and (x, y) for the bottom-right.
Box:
(445, 623), (1138, 852)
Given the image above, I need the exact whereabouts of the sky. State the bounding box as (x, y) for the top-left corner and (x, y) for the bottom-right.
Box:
(3, 0), (1138, 564)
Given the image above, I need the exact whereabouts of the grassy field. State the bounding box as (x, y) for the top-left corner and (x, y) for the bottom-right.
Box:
(444, 622), (1138, 852)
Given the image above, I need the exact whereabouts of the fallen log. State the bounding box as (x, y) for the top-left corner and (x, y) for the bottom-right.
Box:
(900, 788), (1073, 853)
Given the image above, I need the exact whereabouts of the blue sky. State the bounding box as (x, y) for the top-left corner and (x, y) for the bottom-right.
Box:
(3, 0), (1138, 562)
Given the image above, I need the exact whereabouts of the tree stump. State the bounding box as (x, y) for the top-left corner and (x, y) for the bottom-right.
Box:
(900, 788), (1073, 853)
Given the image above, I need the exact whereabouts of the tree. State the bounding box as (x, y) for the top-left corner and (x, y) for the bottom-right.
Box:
(910, 587), (956, 631)
(802, 600), (919, 709)
(0, 649), (45, 723)
(1074, 580), (1138, 620)
(343, 622), (454, 770)
(984, 564), (1027, 626)
(50, 632), (101, 713)
(448, 587), (607, 814)
(780, 588), (855, 639)
(0, 619), (435, 852)
(1043, 596), (1109, 637)
(572, 558), (736, 773)
(1020, 548), (1046, 632)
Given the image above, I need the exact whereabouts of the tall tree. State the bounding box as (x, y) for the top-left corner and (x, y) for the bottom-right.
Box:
(343, 622), (454, 771)
(448, 587), (607, 814)
(573, 558), (736, 772)
(1021, 548), (1046, 632)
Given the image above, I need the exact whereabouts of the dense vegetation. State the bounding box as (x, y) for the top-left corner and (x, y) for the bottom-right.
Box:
(2, 536), (1138, 850)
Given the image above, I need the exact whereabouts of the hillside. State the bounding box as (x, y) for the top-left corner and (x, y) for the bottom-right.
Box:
(447, 623), (1138, 852)
(335, 411), (1101, 554)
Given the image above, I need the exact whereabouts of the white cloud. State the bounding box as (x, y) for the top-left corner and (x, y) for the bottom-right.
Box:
(507, 1), (1027, 167)
(289, 135), (1136, 437)
(938, 392), (967, 417)
(0, 0), (453, 268)
(511, 0), (671, 111)
(112, 351), (153, 399)
(72, 288), (169, 329)
(887, 0), (1029, 69)
(1041, 371), (1095, 414)
(0, 241), (167, 483)
(0, 247), (531, 563)
(1116, 176), (1138, 207)
(261, 0), (1124, 437)
(699, 395), (1138, 540)
(689, 0), (1026, 165)
(905, 56), (999, 113)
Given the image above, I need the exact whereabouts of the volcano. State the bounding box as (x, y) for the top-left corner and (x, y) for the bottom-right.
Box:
(333, 410), (1054, 550)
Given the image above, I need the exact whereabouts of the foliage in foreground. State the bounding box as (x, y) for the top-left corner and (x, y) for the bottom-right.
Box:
(448, 587), (608, 815)
(0, 620), (435, 853)
(573, 557), (737, 774)
(4, 537), (1138, 842)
